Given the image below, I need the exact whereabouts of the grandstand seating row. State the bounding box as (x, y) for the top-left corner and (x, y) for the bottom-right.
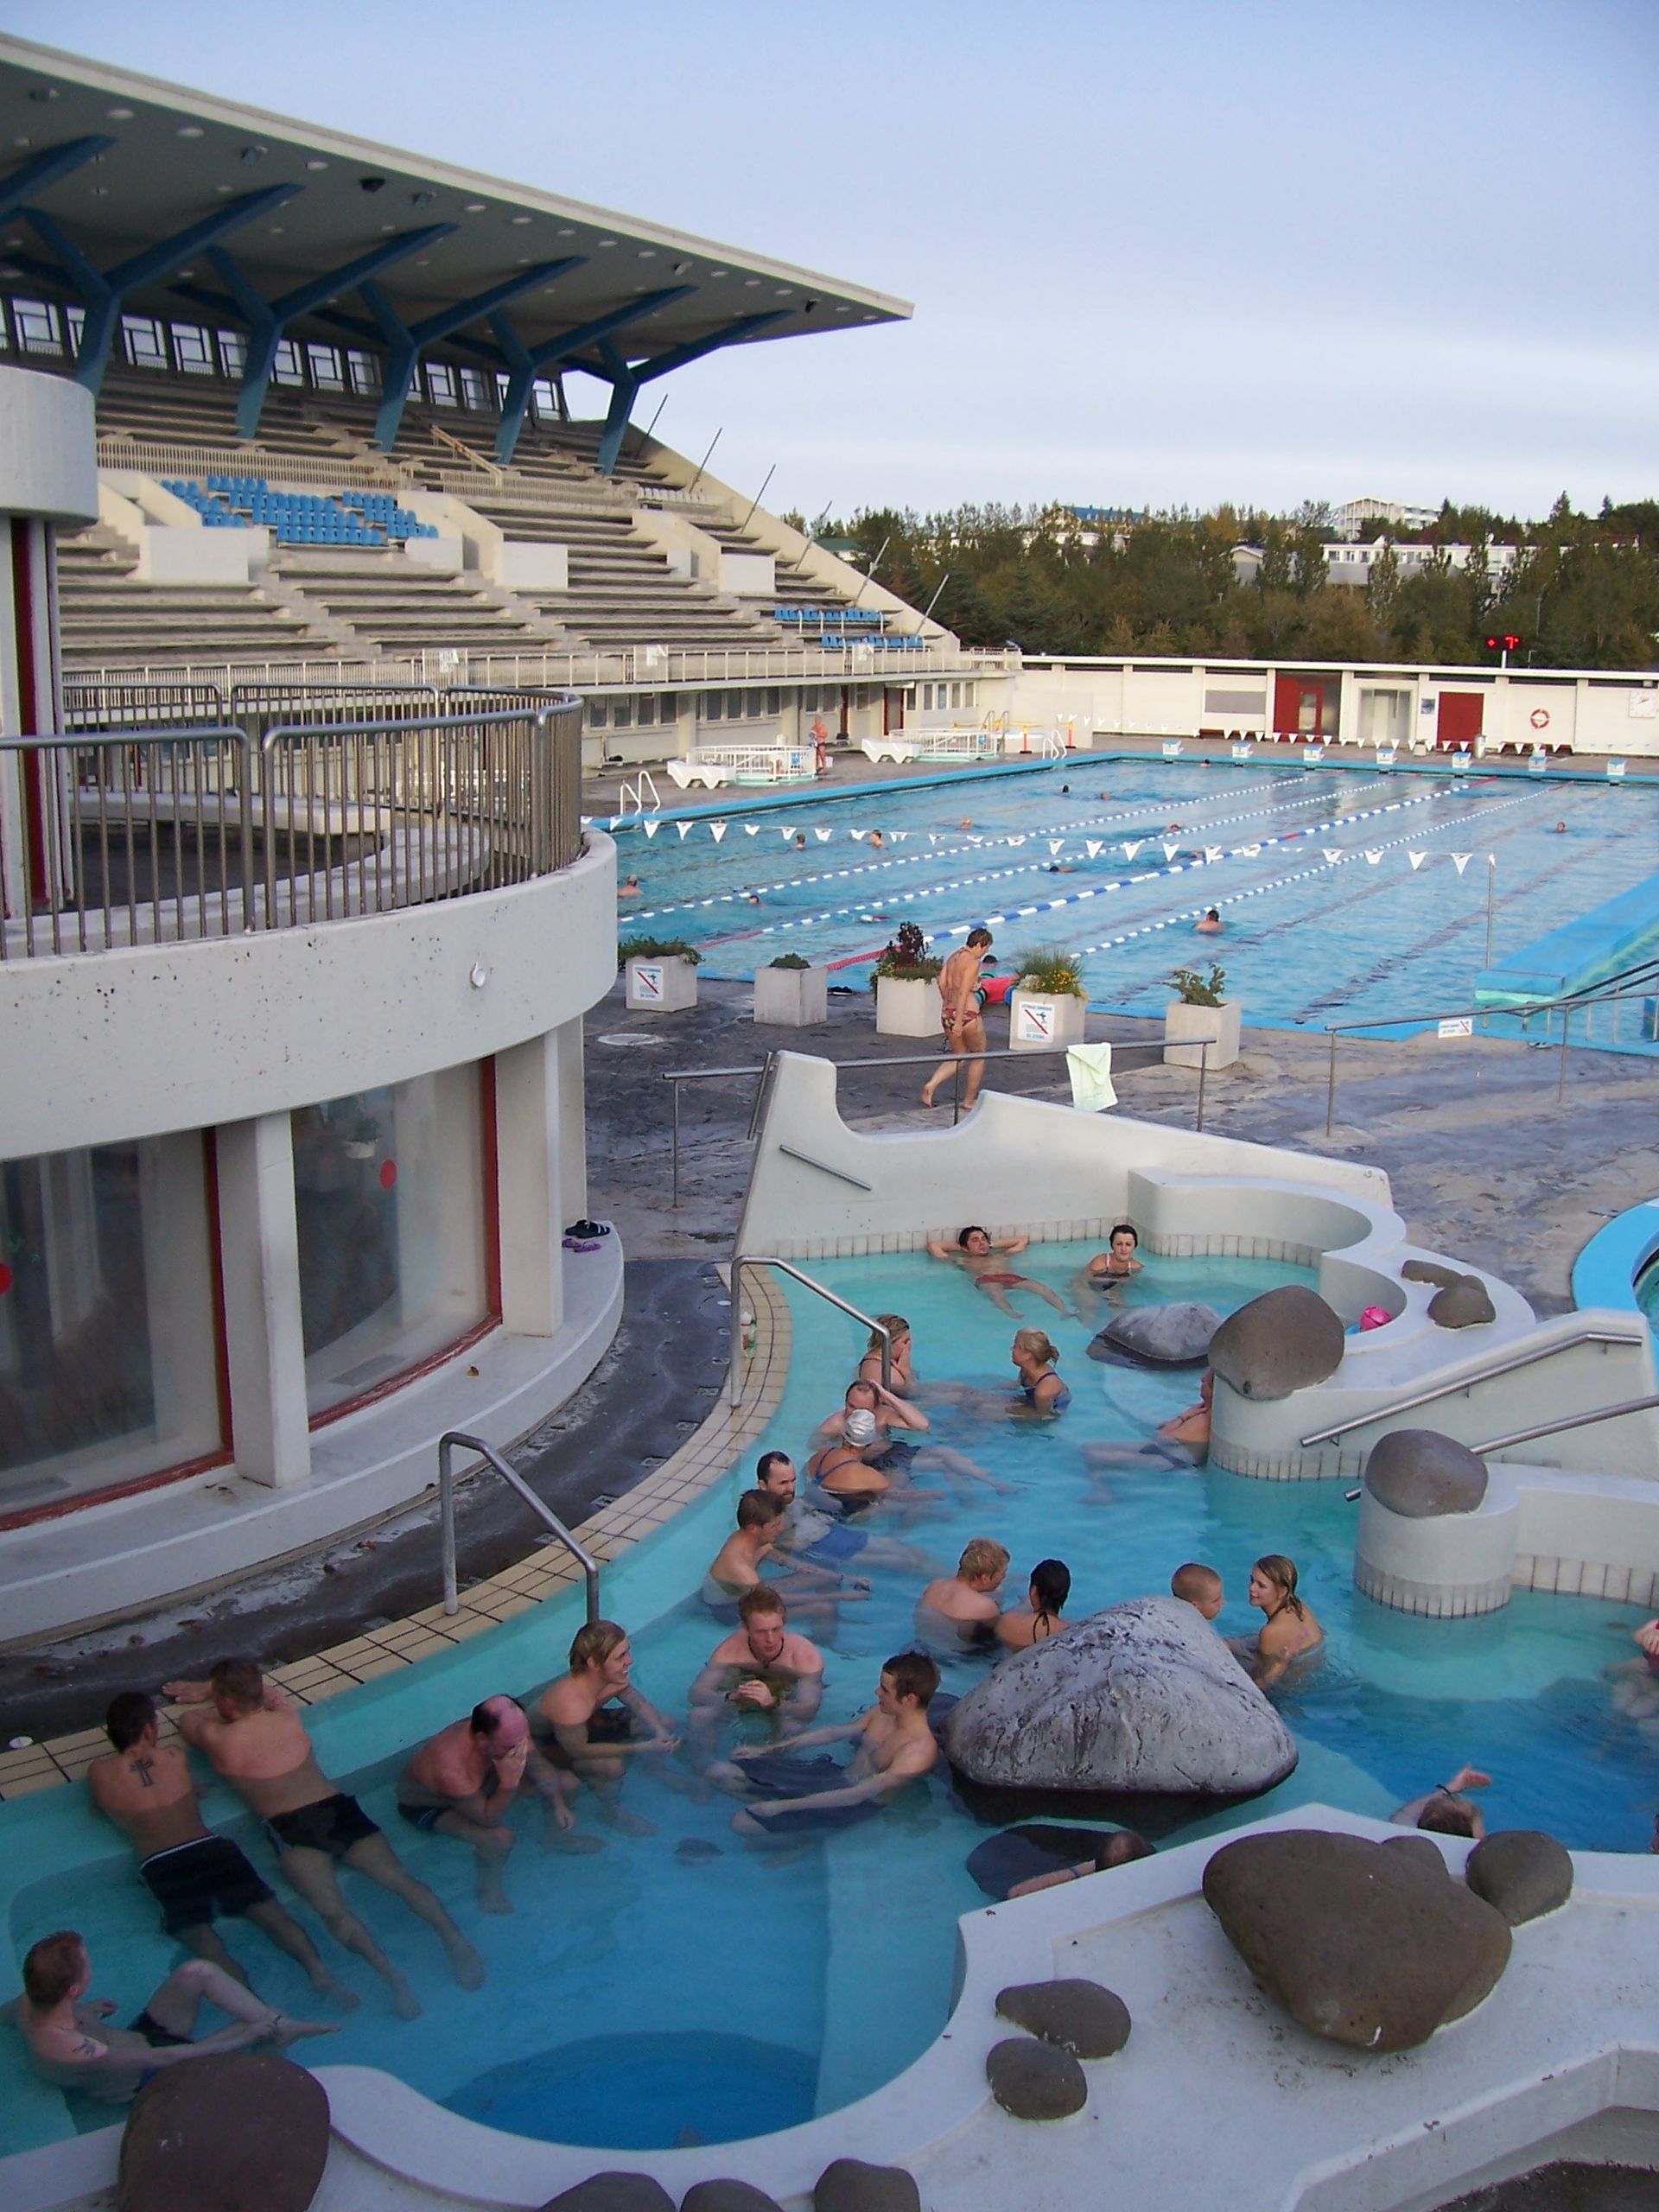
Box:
(161, 478), (437, 547)
(772, 605), (886, 628)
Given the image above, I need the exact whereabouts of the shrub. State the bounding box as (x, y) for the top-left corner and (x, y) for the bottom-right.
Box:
(767, 952), (810, 969)
(618, 936), (702, 969)
(1167, 963), (1227, 1007)
(871, 920), (942, 987)
(1013, 944), (1085, 999)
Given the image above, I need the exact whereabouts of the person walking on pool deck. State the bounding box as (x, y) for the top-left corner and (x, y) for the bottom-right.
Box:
(996, 1558), (1073, 1651)
(87, 1692), (353, 2008)
(927, 1226), (1068, 1318)
(166, 1656), (482, 2017)
(396, 1695), (596, 1914)
(534, 1619), (681, 1837)
(920, 927), (995, 1109)
(725, 1651), (941, 1838)
(10, 1930), (337, 2103)
(916, 1538), (1010, 1650)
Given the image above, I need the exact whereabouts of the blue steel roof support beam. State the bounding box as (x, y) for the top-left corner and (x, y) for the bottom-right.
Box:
(591, 311), (788, 475)
(0, 136), (113, 226)
(487, 285), (694, 465)
(22, 184), (301, 392)
(205, 225), (455, 438)
(359, 258), (582, 450)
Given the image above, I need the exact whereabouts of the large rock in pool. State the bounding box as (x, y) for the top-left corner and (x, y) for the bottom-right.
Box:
(1087, 1303), (1220, 1368)
(1203, 1828), (1512, 2050)
(1364, 1429), (1488, 1518)
(944, 1597), (1297, 1802)
(1465, 1831), (1574, 1925)
(1207, 1285), (1345, 1400)
(118, 2053), (328, 2212)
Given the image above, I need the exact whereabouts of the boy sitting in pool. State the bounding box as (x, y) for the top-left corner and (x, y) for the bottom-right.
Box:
(915, 1539), (1010, 1653)
(725, 1650), (940, 1839)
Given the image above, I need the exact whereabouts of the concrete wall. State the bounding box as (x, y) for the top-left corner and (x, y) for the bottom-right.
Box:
(0, 365), (98, 524)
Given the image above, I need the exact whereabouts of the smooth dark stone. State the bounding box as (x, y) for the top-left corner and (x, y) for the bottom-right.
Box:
(539, 2177), (676, 2212)
(812, 2158), (922, 2212)
(995, 1978), (1131, 2057)
(1364, 1429), (1488, 1518)
(681, 2184), (785, 2212)
(1465, 1830), (1574, 1926)
(1402, 1259), (1462, 1289)
(1380, 1833), (1452, 1878)
(1207, 1286), (1345, 1400)
(1087, 1302), (1220, 1368)
(1428, 1274), (1497, 1329)
(985, 2037), (1088, 2120)
(118, 2053), (328, 2212)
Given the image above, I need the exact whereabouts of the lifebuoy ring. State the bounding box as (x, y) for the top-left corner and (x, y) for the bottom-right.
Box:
(1529, 708), (1550, 729)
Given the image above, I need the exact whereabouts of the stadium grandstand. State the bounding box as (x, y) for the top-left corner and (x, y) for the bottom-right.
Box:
(0, 35), (984, 759)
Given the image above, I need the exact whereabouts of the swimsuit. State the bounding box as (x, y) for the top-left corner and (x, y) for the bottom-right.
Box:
(700, 1572), (747, 1624)
(139, 1834), (274, 1936)
(739, 1751), (884, 1835)
(129, 2007), (192, 2050)
(263, 1791), (381, 1862)
(542, 1701), (636, 1770)
(874, 1437), (918, 1473)
(966, 1824), (1132, 1901)
(1022, 1379), (1071, 1410)
(975, 1272), (1023, 1289)
(397, 1768), (500, 1833)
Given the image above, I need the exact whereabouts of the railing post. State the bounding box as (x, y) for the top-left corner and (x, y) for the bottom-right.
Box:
(439, 1434), (459, 1616)
(1325, 1028), (1338, 1137)
(671, 1077), (682, 1211)
(728, 1255), (748, 1407)
(1557, 1004), (1569, 1104)
(1195, 1038), (1208, 1132)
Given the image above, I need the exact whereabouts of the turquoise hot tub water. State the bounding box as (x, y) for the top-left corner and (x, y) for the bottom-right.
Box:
(619, 760), (1659, 1044)
(3, 1247), (1654, 2159)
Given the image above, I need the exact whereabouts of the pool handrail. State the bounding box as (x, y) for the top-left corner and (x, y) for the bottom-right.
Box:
(728, 1255), (893, 1408)
(1297, 1324), (1645, 1447)
(1471, 1392), (1659, 1455)
(437, 1428), (601, 1625)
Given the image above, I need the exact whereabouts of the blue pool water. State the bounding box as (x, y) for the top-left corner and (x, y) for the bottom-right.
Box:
(4, 1247), (1653, 2158)
(616, 760), (1659, 1039)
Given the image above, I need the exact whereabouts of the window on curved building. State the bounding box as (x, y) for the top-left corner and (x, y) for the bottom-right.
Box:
(0, 1135), (222, 1516)
(293, 1069), (495, 1420)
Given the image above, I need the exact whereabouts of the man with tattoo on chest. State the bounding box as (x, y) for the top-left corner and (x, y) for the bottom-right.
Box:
(87, 1692), (354, 2006)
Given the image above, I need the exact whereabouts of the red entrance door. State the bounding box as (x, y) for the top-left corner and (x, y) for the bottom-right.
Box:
(1273, 671), (1334, 737)
(1436, 692), (1484, 748)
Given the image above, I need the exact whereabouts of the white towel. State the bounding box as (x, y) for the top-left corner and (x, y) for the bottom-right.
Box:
(1066, 1042), (1116, 1112)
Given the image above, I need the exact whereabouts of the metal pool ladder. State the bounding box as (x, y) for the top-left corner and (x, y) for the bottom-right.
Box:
(437, 1429), (601, 1625)
(728, 1256), (893, 1408)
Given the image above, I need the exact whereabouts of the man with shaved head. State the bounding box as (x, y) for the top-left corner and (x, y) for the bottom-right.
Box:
(396, 1694), (594, 1911)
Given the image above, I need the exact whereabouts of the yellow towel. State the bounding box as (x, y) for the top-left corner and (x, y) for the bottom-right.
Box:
(1066, 1042), (1116, 1112)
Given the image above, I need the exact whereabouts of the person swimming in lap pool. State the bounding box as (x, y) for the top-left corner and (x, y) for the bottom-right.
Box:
(927, 1226), (1067, 1319)
(726, 1651), (941, 1840)
(166, 1656), (482, 2018)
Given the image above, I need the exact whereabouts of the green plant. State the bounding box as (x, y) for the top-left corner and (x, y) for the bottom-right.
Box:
(1013, 944), (1085, 999)
(1167, 963), (1227, 1007)
(767, 951), (810, 969)
(870, 920), (942, 988)
(618, 936), (702, 969)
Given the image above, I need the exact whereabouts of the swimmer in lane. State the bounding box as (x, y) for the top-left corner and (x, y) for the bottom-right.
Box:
(915, 1539), (1009, 1652)
(927, 1225), (1067, 1318)
(10, 1931), (336, 2104)
(168, 1656), (481, 2016)
(1194, 906), (1224, 934)
(88, 1691), (351, 2006)
(619, 874), (642, 898)
(725, 1652), (940, 1840)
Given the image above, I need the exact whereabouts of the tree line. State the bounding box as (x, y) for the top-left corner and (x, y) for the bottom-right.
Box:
(783, 496), (1659, 670)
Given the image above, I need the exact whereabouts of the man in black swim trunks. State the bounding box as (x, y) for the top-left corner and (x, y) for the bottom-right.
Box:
(966, 1824), (1154, 1900)
(87, 1692), (353, 2006)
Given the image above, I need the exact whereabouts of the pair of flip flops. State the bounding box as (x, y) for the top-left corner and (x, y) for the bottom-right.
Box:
(562, 1218), (611, 1252)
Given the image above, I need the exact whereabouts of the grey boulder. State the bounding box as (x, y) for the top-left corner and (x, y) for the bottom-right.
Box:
(995, 1979), (1131, 2058)
(985, 2037), (1088, 2120)
(540, 2179), (675, 2212)
(813, 2159), (921, 2212)
(1465, 1831), (1574, 1925)
(1203, 1828), (1512, 2050)
(1428, 1274), (1497, 1328)
(1207, 1286), (1345, 1399)
(945, 1596), (1297, 1799)
(118, 2054), (328, 2212)
(1087, 1302), (1220, 1368)
(1364, 1429), (1488, 1518)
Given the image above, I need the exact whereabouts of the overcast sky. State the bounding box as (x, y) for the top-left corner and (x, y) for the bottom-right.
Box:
(3, 0), (1654, 523)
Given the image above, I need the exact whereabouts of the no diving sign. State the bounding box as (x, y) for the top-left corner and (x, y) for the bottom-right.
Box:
(1438, 1016), (1473, 1039)
(1016, 1001), (1055, 1044)
(632, 963), (664, 1001)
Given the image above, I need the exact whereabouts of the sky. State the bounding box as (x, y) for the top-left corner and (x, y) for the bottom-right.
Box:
(1, 0), (1655, 524)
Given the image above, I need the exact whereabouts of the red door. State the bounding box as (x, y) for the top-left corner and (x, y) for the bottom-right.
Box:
(1437, 692), (1484, 748)
(1273, 672), (1332, 737)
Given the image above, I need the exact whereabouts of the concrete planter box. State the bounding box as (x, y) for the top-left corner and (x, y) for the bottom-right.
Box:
(624, 954), (698, 1012)
(1164, 997), (1241, 1069)
(875, 974), (942, 1038)
(1008, 988), (1088, 1052)
(753, 963), (827, 1027)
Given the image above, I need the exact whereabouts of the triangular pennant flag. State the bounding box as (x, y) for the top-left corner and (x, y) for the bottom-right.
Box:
(1048, 840), (1065, 856)
(1487, 853), (1497, 867)
(1452, 852), (1472, 874)
(743, 823), (760, 836)
(1408, 851), (1427, 869)
(1122, 840), (1142, 861)
(1241, 842), (1261, 857)
(781, 828), (798, 844)
(677, 821), (693, 841)
(1009, 836), (1027, 848)
(890, 831), (909, 843)
(608, 817), (621, 832)
(1364, 849), (1382, 865)
(1205, 846), (1223, 863)
(847, 827), (865, 840)
(580, 816), (594, 827)
(1084, 840), (1103, 859)
(642, 819), (659, 839)
(1323, 849), (1341, 863)
(927, 832), (940, 844)
(709, 822), (727, 843)
(1162, 842), (1179, 861)
(814, 828), (833, 843)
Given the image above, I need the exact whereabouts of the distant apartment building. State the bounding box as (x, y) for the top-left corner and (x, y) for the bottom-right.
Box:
(1333, 497), (1442, 540)
(1231, 541), (1521, 588)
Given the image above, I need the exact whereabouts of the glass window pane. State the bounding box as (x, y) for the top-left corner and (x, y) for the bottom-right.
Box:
(458, 366), (488, 410)
(217, 328), (247, 378)
(347, 348), (382, 396)
(272, 339), (304, 386)
(171, 322), (214, 374)
(293, 1070), (491, 1420)
(121, 315), (167, 369)
(306, 341), (344, 391)
(426, 361), (458, 407)
(0, 1135), (220, 1512)
(14, 298), (61, 354)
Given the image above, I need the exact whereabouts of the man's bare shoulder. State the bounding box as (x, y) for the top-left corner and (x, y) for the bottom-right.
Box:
(780, 1633), (824, 1674)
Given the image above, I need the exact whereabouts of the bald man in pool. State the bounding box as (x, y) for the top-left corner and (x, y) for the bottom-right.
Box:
(395, 1694), (596, 1912)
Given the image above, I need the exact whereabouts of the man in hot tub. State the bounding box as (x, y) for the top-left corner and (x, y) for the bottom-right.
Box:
(723, 1650), (939, 1840)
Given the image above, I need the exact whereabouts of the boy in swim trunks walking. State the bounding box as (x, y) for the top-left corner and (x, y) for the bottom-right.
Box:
(87, 1691), (353, 2007)
(168, 1656), (482, 2017)
(725, 1651), (941, 1840)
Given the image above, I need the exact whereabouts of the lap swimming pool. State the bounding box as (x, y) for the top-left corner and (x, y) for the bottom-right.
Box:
(5, 1246), (1652, 2158)
(617, 759), (1659, 1041)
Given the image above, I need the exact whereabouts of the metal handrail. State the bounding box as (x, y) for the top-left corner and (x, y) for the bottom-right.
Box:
(1471, 1394), (1659, 1455)
(729, 1255), (891, 1408)
(1298, 1325), (1643, 1447)
(438, 1429), (600, 1625)
(661, 1033), (1215, 1208)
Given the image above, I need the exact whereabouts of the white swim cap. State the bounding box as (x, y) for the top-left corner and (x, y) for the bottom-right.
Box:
(844, 1408), (878, 1446)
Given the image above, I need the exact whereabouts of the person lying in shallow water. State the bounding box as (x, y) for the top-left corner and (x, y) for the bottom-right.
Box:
(1081, 1374), (1212, 1491)
(928, 1226), (1069, 1319)
(966, 1823), (1154, 1900)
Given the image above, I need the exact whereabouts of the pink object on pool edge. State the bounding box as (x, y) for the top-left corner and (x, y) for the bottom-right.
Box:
(1359, 1306), (1392, 1331)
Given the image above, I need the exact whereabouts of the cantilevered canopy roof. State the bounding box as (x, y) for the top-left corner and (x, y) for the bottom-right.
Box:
(0, 35), (911, 376)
